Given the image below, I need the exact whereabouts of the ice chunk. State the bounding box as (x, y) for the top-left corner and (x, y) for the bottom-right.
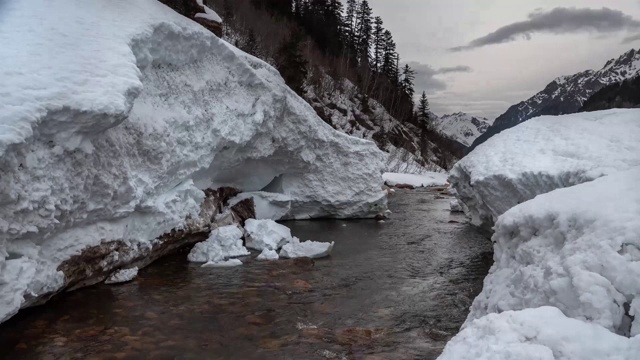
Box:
(439, 307), (640, 360)
(466, 169), (640, 334)
(256, 249), (279, 261)
(450, 109), (640, 230)
(105, 267), (139, 284)
(382, 172), (449, 187)
(244, 219), (292, 251)
(188, 225), (249, 263)
(201, 259), (243, 268)
(449, 199), (463, 212)
(280, 237), (334, 259)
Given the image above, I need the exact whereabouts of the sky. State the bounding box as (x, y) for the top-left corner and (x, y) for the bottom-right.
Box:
(368, 0), (640, 120)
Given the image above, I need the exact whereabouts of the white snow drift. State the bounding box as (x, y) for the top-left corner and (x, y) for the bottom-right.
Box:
(450, 109), (640, 230)
(0, 0), (386, 323)
(439, 307), (640, 360)
(466, 168), (640, 335)
(383, 172), (449, 188)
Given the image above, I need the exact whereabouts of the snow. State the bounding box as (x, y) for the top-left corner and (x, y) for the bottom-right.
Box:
(187, 225), (249, 263)
(449, 199), (463, 212)
(383, 172), (449, 188)
(105, 267), (139, 284)
(450, 109), (640, 230)
(229, 192), (292, 220)
(438, 307), (640, 360)
(256, 249), (279, 261)
(244, 219), (292, 251)
(435, 112), (492, 147)
(201, 259), (243, 268)
(279, 237), (334, 259)
(194, 0), (222, 23)
(465, 168), (640, 335)
(0, 0), (386, 323)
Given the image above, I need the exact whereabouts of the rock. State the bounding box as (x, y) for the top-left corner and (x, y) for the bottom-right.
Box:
(292, 279), (312, 290)
(394, 183), (415, 190)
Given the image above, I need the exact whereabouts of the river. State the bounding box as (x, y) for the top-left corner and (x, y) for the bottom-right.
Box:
(0, 188), (492, 359)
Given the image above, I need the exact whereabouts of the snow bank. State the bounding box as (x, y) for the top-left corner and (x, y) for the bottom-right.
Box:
(187, 225), (249, 263)
(105, 267), (139, 285)
(244, 219), (291, 251)
(256, 249), (279, 261)
(0, 0), (386, 323)
(439, 307), (640, 360)
(383, 172), (449, 188)
(450, 110), (640, 230)
(280, 237), (334, 259)
(466, 168), (640, 335)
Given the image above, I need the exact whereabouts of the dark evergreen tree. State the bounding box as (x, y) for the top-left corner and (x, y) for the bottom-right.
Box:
(400, 64), (415, 101)
(382, 30), (397, 80)
(276, 29), (308, 96)
(417, 91), (431, 155)
(354, 0), (373, 64)
(344, 0), (358, 48)
(372, 16), (384, 71)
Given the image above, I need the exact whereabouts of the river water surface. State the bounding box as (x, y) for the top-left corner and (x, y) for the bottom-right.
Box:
(0, 188), (492, 359)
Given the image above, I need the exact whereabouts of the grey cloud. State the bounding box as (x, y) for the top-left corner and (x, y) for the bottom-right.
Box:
(622, 33), (640, 43)
(406, 61), (447, 94)
(436, 65), (472, 74)
(451, 7), (640, 52)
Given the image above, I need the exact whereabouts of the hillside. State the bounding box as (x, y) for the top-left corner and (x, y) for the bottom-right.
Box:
(469, 48), (640, 153)
(580, 75), (640, 112)
(207, 0), (460, 171)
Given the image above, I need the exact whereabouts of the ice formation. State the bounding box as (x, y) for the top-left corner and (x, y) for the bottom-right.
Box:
(450, 110), (640, 230)
(279, 237), (334, 259)
(256, 249), (279, 261)
(105, 267), (139, 285)
(0, 0), (386, 323)
(187, 225), (249, 263)
(244, 219), (292, 251)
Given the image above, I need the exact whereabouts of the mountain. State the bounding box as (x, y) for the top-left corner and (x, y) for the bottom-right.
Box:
(580, 75), (640, 112)
(469, 48), (640, 153)
(434, 112), (493, 147)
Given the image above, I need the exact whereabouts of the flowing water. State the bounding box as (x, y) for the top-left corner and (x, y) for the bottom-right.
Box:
(0, 188), (493, 360)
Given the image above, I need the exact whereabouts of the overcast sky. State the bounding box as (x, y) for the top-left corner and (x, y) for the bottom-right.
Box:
(368, 0), (640, 119)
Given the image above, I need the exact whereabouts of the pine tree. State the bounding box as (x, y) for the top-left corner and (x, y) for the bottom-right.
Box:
(355, 0), (373, 64)
(382, 30), (397, 80)
(401, 64), (415, 100)
(276, 29), (308, 96)
(372, 16), (384, 71)
(344, 0), (358, 48)
(418, 91), (431, 156)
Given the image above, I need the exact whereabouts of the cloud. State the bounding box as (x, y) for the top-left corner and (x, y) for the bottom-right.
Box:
(406, 62), (472, 94)
(436, 65), (473, 74)
(406, 61), (447, 94)
(622, 33), (640, 43)
(451, 7), (640, 51)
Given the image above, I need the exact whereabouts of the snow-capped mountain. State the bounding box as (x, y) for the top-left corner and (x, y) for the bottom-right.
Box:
(469, 48), (640, 152)
(435, 112), (493, 147)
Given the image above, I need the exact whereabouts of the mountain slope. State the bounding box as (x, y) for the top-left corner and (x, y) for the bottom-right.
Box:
(435, 112), (492, 147)
(580, 75), (640, 112)
(469, 48), (640, 153)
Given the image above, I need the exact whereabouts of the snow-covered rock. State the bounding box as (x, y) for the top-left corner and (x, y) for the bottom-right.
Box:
(229, 192), (292, 220)
(0, 0), (386, 323)
(449, 199), (463, 212)
(194, 0), (222, 23)
(466, 168), (640, 335)
(256, 249), (279, 261)
(439, 307), (640, 360)
(383, 172), (449, 188)
(435, 112), (492, 147)
(201, 259), (243, 267)
(244, 219), (292, 251)
(105, 267), (139, 285)
(450, 109), (640, 230)
(279, 237), (334, 259)
(187, 225), (249, 263)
